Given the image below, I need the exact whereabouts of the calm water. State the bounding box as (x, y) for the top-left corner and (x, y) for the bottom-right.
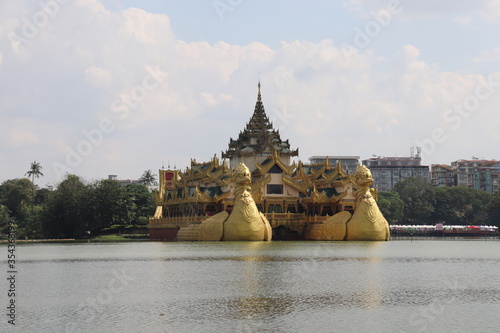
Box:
(2, 239), (500, 333)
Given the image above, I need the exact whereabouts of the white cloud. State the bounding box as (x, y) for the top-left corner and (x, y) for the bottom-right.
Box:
(1, 0), (500, 185)
(120, 7), (175, 45)
(84, 65), (112, 89)
(475, 0), (500, 22)
(473, 47), (500, 63)
(8, 127), (38, 145)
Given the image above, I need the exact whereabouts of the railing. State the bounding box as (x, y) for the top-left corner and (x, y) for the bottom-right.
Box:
(149, 212), (333, 232)
(148, 215), (208, 227)
(264, 212), (331, 232)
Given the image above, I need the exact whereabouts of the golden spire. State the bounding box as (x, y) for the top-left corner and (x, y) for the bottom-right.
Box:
(257, 80), (261, 102)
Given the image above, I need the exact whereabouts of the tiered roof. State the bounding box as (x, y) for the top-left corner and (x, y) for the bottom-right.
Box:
(155, 82), (359, 209)
(222, 82), (298, 159)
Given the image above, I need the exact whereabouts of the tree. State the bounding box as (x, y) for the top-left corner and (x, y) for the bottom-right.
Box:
(25, 161), (44, 196)
(0, 178), (33, 220)
(394, 177), (435, 224)
(0, 204), (10, 234)
(42, 175), (90, 238)
(377, 191), (404, 224)
(0, 178), (47, 239)
(87, 179), (128, 231)
(35, 188), (51, 205)
(125, 184), (155, 224)
(139, 170), (157, 187)
(432, 187), (491, 225)
(487, 192), (500, 228)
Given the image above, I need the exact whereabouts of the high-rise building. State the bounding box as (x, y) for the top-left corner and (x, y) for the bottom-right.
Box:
(452, 159), (488, 188)
(430, 164), (455, 187)
(430, 159), (500, 194)
(474, 161), (500, 194)
(362, 152), (430, 191)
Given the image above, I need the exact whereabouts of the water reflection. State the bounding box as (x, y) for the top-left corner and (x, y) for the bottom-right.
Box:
(363, 256), (383, 309)
(8, 240), (500, 333)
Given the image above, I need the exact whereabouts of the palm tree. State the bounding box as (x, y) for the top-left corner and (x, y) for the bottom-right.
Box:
(139, 170), (157, 187)
(25, 161), (44, 204)
(26, 161), (44, 188)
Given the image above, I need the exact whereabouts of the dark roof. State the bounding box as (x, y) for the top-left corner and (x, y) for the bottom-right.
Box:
(222, 82), (298, 159)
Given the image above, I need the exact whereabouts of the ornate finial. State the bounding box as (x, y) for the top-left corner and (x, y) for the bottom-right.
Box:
(257, 80), (261, 102)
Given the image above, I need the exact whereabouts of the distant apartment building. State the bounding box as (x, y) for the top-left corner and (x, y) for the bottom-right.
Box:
(430, 164), (455, 187)
(362, 154), (430, 191)
(432, 159), (500, 194)
(308, 156), (360, 175)
(475, 161), (500, 194)
(452, 159), (490, 188)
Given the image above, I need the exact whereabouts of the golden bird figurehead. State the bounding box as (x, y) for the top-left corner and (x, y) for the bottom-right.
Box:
(234, 163), (251, 185)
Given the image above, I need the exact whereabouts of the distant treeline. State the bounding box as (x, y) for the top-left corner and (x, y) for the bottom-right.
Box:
(0, 175), (155, 239)
(1, 175), (500, 239)
(378, 177), (500, 227)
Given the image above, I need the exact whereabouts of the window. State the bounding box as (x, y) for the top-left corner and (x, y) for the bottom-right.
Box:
(267, 184), (283, 194)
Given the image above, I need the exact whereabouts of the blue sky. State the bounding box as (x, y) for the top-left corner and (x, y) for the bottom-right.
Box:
(1, 0), (500, 186)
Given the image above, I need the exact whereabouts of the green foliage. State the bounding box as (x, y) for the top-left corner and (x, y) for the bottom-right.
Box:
(89, 234), (129, 242)
(136, 216), (149, 225)
(125, 184), (155, 223)
(42, 175), (90, 238)
(0, 204), (11, 234)
(432, 187), (491, 225)
(0, 178), (50, 238)
(25, 161), (44, 200)
(139, 170), (157, 186)
(0, 178), (34, 220)
(17, 205), (43, 239)
(392, 177), (494, 226)
(377, 191), (404, 224)
(25, 161), (44, 184)
(40, 176), (155, 239)
(487, 192), (500, 228)
(394, 177), (436, 224)
(87, 179), (129, 231)
(35, 188), (51, 205)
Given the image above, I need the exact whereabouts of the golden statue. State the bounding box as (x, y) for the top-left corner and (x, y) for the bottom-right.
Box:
(223, 163), (272, 241)
(177, 211), (228, 241)
(176, 163), (272, 241)
(345, 165), (390, 241)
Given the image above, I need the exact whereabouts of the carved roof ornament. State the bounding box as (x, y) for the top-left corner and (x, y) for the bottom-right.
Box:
(222, 82), (298, 160)
(254, 149), (296, 176)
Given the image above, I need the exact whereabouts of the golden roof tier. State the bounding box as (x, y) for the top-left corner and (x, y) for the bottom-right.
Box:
(222, 82), (298, 170)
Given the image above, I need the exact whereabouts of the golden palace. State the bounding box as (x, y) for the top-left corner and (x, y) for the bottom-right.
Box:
(149, 83), (389, 241)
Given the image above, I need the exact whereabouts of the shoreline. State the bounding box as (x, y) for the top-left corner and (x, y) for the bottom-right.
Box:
(1, 235), (498, 243)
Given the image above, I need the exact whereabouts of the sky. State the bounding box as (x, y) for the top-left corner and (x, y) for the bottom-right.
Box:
(1, 0), (500, 187)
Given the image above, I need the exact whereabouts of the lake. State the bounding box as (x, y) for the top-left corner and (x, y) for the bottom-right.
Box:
(2, 239), (500, 332)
